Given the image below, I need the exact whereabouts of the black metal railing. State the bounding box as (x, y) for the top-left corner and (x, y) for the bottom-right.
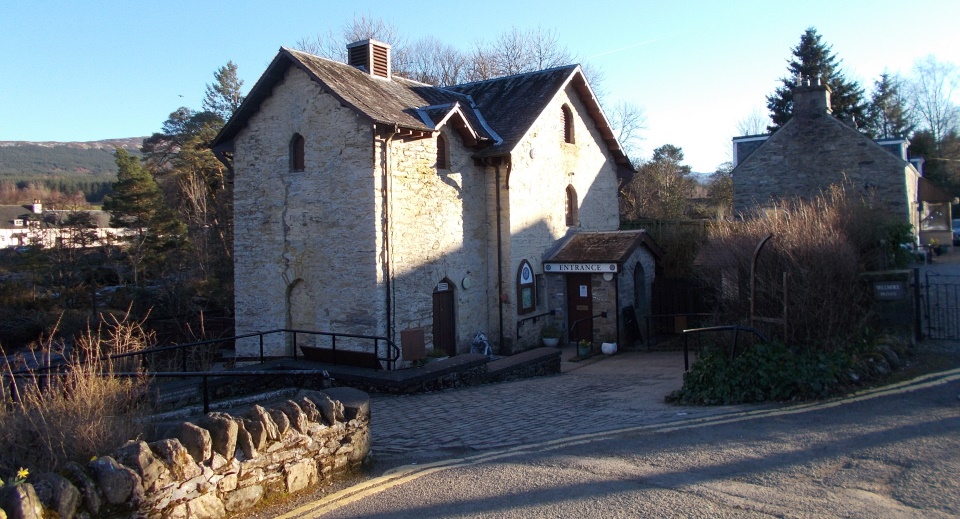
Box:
(6, 328), (401, 413)
(680, 325), (769, 371)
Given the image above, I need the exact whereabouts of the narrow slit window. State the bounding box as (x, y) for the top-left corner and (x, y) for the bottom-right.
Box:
(566, 184), (579, 226)
(562, 105), (574, 144)
(290, 133), (305, 171)
(437, 134), (448, 169)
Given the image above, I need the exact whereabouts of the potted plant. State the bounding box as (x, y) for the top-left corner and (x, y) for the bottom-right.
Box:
(541, 325), (562, 347)
(577, 339), (592, 359)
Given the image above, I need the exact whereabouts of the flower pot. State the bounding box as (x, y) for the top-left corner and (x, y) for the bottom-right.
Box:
(542, 337), (560, 347)
(577, 344), (591, 358)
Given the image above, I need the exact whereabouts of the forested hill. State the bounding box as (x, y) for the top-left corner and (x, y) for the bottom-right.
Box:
(0, 138), (144, 202)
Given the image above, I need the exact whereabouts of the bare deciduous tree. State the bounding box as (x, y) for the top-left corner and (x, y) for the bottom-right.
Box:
(736, 108), (770, 136)
(608, 101), (647, 160)
(907, 55), (960, 151)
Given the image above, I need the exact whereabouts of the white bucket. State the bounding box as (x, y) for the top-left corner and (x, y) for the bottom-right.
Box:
(601, 342), (617, 355)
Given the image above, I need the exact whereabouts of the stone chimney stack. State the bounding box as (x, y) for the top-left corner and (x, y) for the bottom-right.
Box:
(31, 199), (42, 214)
(347, 39), (391, 80)
(792, 77), (831, 117)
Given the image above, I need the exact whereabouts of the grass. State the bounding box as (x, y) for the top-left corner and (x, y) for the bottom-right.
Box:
(0, 312), (154, 476)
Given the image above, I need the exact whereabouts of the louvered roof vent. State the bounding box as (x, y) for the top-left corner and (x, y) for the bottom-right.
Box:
(347, 39), (391, 80)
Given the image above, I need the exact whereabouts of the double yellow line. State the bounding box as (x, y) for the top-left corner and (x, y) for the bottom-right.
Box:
(276, 367), (960, 518)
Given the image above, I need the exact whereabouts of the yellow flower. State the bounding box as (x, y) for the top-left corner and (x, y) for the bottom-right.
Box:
(16, 468), (28, 480)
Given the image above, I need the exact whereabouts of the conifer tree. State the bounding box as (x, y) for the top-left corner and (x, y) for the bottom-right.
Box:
(104, 148), (186, 284)
(865, 73), (913, 138)
(766, 28), (868, 133)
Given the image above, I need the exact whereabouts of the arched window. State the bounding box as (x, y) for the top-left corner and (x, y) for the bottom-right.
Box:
(565, 184), (579, 226)
(516, 260), (536, 314)
(290, 133), (305, 172)
(561, 104), (574, 144)
(436, 133), (448, 169)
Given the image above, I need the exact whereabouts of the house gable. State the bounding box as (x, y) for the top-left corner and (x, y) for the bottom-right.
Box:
(732, 81), (920, 226)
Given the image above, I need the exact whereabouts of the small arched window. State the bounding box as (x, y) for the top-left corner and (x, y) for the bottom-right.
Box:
(436, 134), (448, 169)
(290, 133), (305, 172)
(561, 104), (574, 144)
(516, 260), (536, 314)
(565, 184), (579, 226)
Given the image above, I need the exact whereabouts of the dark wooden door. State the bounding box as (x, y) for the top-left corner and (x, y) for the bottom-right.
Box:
(433, 284), (456, 356)
(566, 274), (593, 343)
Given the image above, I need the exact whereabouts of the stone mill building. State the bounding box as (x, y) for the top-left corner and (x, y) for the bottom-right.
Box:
(212, 40), (660, 363)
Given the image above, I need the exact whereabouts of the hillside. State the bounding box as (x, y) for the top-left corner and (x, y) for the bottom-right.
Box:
(0, 138), (144, 202)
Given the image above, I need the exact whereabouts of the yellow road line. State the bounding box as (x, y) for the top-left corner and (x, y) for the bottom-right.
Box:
(277, 367), (960, 518)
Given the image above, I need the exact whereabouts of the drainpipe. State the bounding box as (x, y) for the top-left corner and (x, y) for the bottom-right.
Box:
(495, 161), (506, 351)
(381, 125), (398, 344)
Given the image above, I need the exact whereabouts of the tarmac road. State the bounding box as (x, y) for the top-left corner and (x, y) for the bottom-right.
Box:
(276, 367), (960, 518)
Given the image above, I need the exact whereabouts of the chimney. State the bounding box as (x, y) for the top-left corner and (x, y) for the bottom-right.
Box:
(347, 39), (391, 80)
(792, 76), (831, 117)
(32, 199), (42, 214)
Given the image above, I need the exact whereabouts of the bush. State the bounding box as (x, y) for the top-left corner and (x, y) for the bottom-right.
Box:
(0, 314), (153, 475)
(668, 341), (850, 405)
(699, 184), (909, 351)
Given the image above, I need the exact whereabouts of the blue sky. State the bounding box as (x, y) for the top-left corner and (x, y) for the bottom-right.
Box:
(2, 0), (959, 172)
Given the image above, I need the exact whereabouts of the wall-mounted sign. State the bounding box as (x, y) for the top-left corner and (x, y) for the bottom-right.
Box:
(543, 263), (617, 273)
(873, 281), (905, 301)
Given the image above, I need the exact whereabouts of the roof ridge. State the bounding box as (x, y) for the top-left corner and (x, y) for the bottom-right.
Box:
(445, 64), (578, 89)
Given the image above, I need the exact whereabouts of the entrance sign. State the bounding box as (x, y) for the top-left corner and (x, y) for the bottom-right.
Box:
(543, 263), (617, 273)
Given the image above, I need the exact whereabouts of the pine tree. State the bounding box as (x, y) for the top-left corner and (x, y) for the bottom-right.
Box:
(766, 28), (868, 133)
(202, 61), (244, 123)
(865, 73), (913, 138)
(104, 148), (186, 284)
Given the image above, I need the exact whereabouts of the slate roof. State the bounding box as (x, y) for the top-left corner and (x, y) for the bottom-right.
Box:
(546, 230), (662, 263)
(213, 47), (631, 169)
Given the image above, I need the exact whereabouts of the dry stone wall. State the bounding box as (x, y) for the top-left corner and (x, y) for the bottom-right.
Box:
(0, 388), (370, 519)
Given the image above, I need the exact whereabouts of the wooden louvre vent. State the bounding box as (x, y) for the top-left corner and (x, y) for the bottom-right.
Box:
(347, 39), (391, 80)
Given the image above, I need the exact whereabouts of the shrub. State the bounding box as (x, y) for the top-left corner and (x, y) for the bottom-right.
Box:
(0, 313), (153, 475)
(668, 341), (850, 405)
(699, 183), (908, 351)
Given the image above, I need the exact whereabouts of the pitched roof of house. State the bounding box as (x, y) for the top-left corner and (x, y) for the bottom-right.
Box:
(545, 230), (663, 263)
(213, 47), (632, 169)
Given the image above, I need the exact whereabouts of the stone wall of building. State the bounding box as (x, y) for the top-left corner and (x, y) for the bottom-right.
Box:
(733, 111), (920, 231)
(385, 127), (492, 354)
(505, 83), (621, 350)
(0, 389), (369, 519)
(233, 67), (385, 357)
(617, 245), (658, 342)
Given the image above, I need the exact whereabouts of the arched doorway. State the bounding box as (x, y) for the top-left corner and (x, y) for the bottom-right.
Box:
(287, 279), (317, 350)
(433, 279), (456, 356)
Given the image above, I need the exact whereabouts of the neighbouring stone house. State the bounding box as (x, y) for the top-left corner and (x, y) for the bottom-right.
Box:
(212, 40), (661, 362)
(0, 199), (120, 249)
(732, 78), (955, 246)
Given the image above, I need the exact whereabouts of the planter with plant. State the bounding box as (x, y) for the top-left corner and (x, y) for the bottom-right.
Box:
(541, 325), (562, 347)
(577, 339), (592, 359)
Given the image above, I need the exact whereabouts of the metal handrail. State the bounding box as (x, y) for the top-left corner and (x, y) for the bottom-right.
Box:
(10, 328), (401, 376)
(681, 325), (769, 371)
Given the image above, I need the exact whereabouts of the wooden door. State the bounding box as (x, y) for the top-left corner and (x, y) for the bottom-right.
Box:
(433, 282), (456, 356)
(566, 274), (593, 344)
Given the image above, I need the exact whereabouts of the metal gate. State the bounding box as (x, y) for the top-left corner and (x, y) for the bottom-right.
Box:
(921, 271), (960, 339)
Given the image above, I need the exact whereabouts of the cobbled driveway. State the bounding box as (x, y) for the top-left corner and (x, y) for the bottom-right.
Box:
(367, 349), (755, 462)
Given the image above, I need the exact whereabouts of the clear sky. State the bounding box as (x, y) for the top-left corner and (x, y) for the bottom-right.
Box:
(2, 0), (960, 172)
